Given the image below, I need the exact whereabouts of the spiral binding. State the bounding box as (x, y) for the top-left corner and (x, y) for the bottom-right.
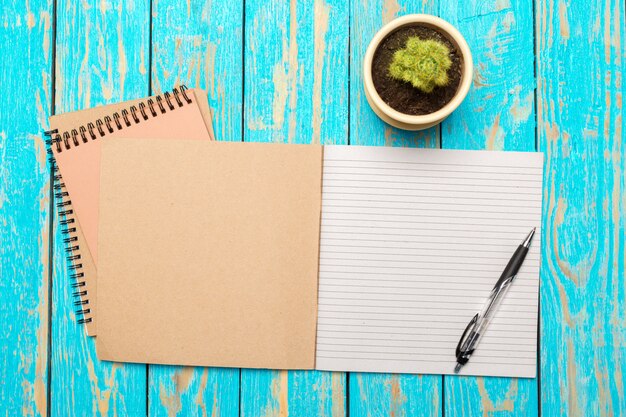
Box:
(44, 85), (192, 325)
(48, 85), (192, 153)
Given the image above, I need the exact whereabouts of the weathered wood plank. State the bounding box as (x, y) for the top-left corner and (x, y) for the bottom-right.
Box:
(0, 1), (52, 416)
(243, 0), (348, 146)
(149, 367), (239, 417)
(240, 0), (348, 414)
(537, 0), (625, 415)
(151, 0), (244, 142)
(351, 373), (441, 417)
(51, 1), (149, 415)
(148, 0), (243, 414)
(439, 0), (539, 415)
(241, 370), (346, 417)
(349, 1), (441, 415)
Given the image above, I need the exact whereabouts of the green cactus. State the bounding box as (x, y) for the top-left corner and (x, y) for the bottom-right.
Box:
(388, 36), (452, 93)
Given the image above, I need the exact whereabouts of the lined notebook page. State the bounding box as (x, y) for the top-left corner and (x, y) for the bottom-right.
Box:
(315, 146), (543, 378)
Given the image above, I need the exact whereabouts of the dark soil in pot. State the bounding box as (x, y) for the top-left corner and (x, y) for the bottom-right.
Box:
(372, 24), (463, 115)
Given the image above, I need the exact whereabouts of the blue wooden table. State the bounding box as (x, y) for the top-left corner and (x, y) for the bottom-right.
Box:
(1, 0), (624, 415)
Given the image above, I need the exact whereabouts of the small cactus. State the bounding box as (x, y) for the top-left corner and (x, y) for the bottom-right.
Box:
(388, 36), (452, 93)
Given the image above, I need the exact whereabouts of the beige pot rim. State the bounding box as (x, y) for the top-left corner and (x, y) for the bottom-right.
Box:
(363, 14), (473, 126)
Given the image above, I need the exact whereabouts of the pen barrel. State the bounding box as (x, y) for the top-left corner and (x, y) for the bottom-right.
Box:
(457, 274), (515, 365)
(495, 245), (529, 288)
(475, 280), (513, 334)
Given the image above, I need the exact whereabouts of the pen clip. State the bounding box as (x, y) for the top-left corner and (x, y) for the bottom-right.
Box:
(455, 313), (479, 359)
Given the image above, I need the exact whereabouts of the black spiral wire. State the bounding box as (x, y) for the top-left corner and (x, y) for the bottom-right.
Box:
(44, 131), (91, 324)
(48, 86), (191, 152)
(43, 85), (191, 325)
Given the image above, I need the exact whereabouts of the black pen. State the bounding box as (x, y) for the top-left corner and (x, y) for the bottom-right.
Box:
(454, 228), (536, 373)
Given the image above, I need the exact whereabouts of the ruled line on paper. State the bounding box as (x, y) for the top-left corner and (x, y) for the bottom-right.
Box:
(316, 334), (538, 347)
(315, 146), (543, 378)
(322, 173), (543, 183)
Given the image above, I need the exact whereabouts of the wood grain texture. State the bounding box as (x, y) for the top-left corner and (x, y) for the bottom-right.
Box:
(348, 1), (441, 416)
(439, 0), (539, 415)
(151, 0), (243, 142)
(241, 0), (348, 415)
(244, 0), (348, 145)
(241, 370), (346, 417)
(51, 1), (149, 415)
(0, 1), (52, 416)
(537, 0), (625, 415)
(148, 0), (243, 414)
(149, 367), (239, 417)
(351, 373), (441, 417)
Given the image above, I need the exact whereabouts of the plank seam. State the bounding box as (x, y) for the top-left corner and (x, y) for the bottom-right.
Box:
(148, 0), (153, 413)
(238, 369), (242, 417)
(531, 0), (541, 413)
(147, 1), (153, 414)
(441, 375), (444, 417)
(47, 0), (59, 415)
(347, 0), (351, 147)
(346, 372), (350, 417)
(148, 0), (153, 95)
(438, 82), (444, 417)
(240, 0), (246, 143)
(346, 2), (351, 412)
(239, 2), (245, 414)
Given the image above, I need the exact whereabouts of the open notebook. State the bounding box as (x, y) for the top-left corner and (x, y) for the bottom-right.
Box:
(49, 88), (214, 334)
(97, 140), (543, 377)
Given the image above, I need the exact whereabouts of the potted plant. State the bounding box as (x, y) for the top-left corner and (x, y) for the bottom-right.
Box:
(363, 14), (473, 130)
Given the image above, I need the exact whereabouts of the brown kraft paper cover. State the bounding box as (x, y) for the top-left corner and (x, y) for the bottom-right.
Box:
(97, 139), (322, 369)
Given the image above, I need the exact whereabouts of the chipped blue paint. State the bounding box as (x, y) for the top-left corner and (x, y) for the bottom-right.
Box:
(0, 1), (52, 416)
(50, 1), (149, 415)
(537, 0), (626, 415)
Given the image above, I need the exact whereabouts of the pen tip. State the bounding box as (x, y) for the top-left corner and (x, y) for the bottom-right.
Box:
(522, 228), (536, 248)
(454, 363), (462, 374)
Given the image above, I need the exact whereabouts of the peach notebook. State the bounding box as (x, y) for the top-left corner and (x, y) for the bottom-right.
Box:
(49, 87), (214, 335)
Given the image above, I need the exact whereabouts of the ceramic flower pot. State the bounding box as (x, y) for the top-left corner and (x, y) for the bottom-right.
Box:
(363, 14), (473, 130)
